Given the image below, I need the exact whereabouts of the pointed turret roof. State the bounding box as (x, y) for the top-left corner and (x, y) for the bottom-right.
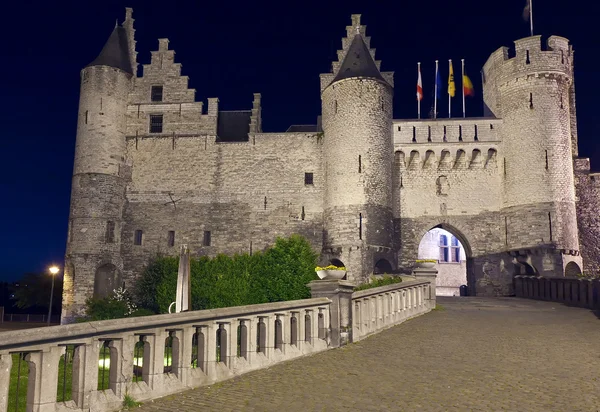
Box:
(86, 25), (133, 75)
(332, 33), (385, 84)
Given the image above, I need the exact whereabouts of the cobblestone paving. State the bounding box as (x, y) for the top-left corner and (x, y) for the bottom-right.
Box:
(139, 298), (600, 411)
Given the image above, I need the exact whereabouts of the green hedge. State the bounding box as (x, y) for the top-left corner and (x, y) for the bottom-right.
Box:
(354, 275), (402, 291)
(136, 235), (320, 313)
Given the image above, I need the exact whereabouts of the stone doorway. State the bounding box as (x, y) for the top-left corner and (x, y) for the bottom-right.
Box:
(418, 227), (469, 296)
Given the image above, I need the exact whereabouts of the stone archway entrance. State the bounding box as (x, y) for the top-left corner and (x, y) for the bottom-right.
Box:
(374, 258), (393, 275)
(418, 225), (470, 296)
(94, 263), (121, 298)
(564, 261), (582, 278)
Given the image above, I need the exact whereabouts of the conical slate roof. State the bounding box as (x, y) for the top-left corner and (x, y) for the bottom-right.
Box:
(332, 34), (385, 84)
(86, 25), (133, 75)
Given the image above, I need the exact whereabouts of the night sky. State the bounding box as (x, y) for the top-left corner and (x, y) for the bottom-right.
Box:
(0, 0), (598, 281)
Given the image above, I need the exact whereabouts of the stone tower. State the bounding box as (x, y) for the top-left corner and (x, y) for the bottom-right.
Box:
(61, 12), (135, 322)
(320, 15), (395, 281)
(482, 35), (582, 273)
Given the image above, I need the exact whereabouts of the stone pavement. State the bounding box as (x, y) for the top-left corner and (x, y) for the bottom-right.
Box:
(138, 297), (600, 411)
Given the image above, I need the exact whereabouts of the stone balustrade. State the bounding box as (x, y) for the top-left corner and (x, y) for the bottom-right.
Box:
(0, 274), (437, 412)
(514, 275), (600, 309)
(352, 279), (434, 342)
(0, 298), (330, 412)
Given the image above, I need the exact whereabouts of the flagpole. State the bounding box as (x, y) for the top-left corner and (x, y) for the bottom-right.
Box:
(448, 59), (452, 119)
(462, 59), (466, 118)
(417, 62), (421, 120)
(529, 0), (534, 36)
(434, 60), (438, 120)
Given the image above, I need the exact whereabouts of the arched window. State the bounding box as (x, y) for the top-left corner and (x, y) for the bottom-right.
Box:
(439, 235), (461, 263)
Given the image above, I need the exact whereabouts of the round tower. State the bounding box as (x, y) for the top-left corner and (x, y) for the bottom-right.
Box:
(321, 19), (394, 282)
(62, 23), (134, 322)
(482, 35), (581, 272)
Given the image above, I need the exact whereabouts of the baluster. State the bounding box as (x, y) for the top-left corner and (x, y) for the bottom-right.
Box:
(0, 354), (12, 412)
(25, 346), (63, 411)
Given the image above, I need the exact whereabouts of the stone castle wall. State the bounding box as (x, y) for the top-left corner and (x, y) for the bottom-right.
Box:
(120, 132), (325, 283)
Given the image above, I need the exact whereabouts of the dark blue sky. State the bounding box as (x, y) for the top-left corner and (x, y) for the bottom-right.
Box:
(0, 0), (598, 281)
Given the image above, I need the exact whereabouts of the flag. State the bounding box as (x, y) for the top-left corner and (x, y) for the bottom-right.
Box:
(463, 74), (474, 96)
(436, 68), (442, 99)
(417, 67), (423, 101)
(448, 62), (456, 97)
(523, 0), (531, 21)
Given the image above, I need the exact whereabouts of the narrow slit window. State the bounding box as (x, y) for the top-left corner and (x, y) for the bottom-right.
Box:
(301, 206), (305, 221)
(412, 127), (416, 142)
(358, 155), (362, 173)
(427, 126), (432, 142)
(359, 213), (363, 240)
(529, 93), (533, 109)
(474, 125), (478, 141)
(134, 230), (143, 246)
(151, 85), (163, 102)
(397, 126), (401, 132)
(334, 100), (338, 114)
(168, 230), (175, 247)
(504, 158), (507, 176)
(85, 110), (88, 125)
(526, 50), (530, 64)
(505, 216), (508, 245)
(304, 172), (314, 185)
(150, 114), (163, 133)
(203, 231), (211, 247)
(548, 212), (553, 241)
(105, 221), (115, 243)
(458, 125), (463, 141)
(264, 196), (267, 210)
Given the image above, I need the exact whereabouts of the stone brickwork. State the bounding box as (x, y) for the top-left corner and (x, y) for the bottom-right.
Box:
(63, 10), (600, 321)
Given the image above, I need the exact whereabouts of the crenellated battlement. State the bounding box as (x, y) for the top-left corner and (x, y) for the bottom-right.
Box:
(483, 35), (573, 87)
(393, 118), (502, 145)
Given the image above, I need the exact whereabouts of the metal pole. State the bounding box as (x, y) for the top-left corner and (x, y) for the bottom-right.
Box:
(448, 59), (452, 119)
(530, 0), (534, 36)
(47, 274), (55, 326)
(462, 59), (466, 118)
(417, 62), (421, 120)
(434, 60), (438, 119)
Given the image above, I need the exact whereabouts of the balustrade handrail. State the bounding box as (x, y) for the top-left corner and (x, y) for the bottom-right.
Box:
(515, 275), (598, 281)
(0, 297), (330, 351)
(352, 279), (430, 300)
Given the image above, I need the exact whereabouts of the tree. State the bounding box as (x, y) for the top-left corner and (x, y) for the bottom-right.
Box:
(10, 272), (63, 314)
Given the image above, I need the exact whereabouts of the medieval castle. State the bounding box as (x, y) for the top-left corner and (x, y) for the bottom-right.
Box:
(61, 8), (600, 321)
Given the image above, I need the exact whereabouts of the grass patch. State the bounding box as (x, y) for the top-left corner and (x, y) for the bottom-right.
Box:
(432, 304), (445, 311)
(123, 394), (142, 409)
(354, 275), (403, 292)
(8, 353), (28, 412)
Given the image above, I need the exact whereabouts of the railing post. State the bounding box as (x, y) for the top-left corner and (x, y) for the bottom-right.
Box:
(413, 267), (438, 308)
(0, 353), (12, 412)
(308, 279), (354, 348)
(25, 346), (63, 412)
(71, 341), (99, 409)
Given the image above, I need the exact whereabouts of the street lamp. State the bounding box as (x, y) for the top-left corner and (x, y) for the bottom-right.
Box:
(48, 266), (60, 326)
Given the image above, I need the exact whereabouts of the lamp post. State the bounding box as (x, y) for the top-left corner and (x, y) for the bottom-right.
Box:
(48, 266), (59, 326)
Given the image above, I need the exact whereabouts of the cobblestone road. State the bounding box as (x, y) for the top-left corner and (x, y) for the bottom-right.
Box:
(139, 297), (600, 411)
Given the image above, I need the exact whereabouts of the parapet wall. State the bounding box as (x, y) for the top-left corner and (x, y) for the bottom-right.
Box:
(393, 118), (502, 145)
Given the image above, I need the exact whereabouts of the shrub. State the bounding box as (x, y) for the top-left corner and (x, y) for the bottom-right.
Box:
(354, 275), (403, 291)
(79, 287), (153, 321)
(136, 234), (319, 313)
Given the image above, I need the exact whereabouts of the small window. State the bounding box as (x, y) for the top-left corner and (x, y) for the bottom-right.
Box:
(304, 172), (314, 185)
(150, 114), (163, 133)
(151, 85), (163, 102)
(203, 231), (211, 247)
(439, 235), (461, 263)
(168, 231), (175, 247)
(105, 221), (115, 243)
(134, 230), (143, 246)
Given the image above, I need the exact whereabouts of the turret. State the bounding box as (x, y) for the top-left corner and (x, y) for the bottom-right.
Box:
(320, 15), (395, 282)
(482, 36), (580, 265)
(62, 11), (135, 322)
